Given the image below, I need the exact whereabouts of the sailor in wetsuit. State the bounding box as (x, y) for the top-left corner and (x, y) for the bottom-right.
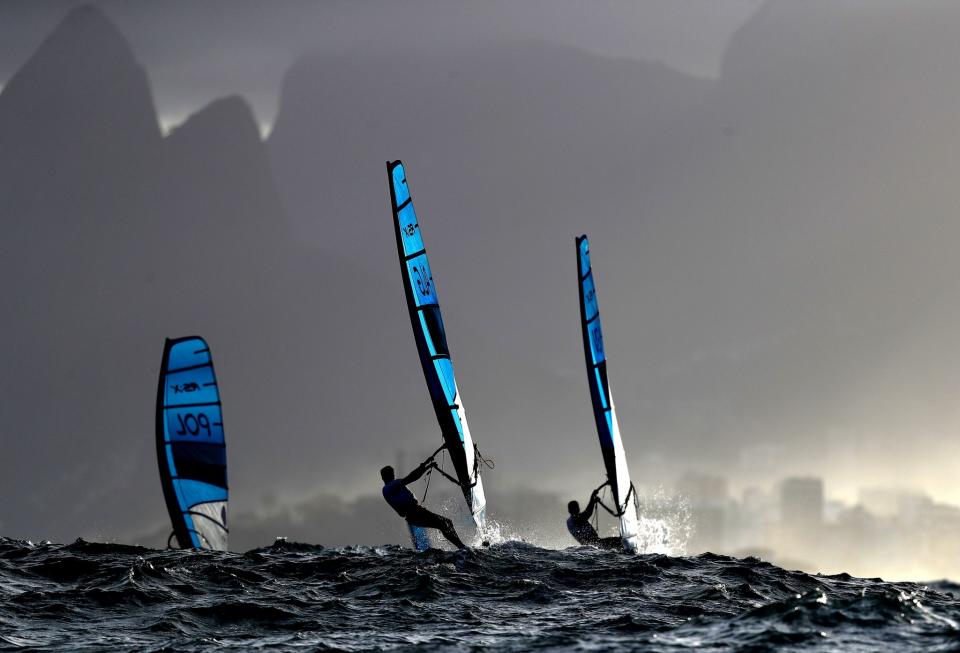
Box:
(567, 488), (624, 551)
(381, 461), (467, 550)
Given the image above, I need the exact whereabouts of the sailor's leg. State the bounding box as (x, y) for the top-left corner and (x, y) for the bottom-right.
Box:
(598, 536), (624, 551)
(436, 515), (467, 550)
(407, 508), (466, 550)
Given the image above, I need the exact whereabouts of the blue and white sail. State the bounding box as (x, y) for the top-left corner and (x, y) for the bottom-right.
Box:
(388, 160), (487, 530)
(156, 336), (228, 551)
(576, 236), (640, 552)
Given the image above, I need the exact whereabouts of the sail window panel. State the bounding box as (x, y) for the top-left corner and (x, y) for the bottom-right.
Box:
(420, 305), (450, 357)
(595, 363), (611, 401)
(397, 204), (424, 257)
(170, 443), (227, 485)
(190, 503), (228, 551)
(392, 163), (411, 208)
(405, 255), (438, 307)
(167, 341), (211, 372)
(164, 367), (218, 407)
(190, 501), (228, 532)
(418, 312), (438, 357)
(164, 405), (225, 444)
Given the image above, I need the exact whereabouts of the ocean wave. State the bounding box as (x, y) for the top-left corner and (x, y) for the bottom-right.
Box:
(0, 537), (958, 651)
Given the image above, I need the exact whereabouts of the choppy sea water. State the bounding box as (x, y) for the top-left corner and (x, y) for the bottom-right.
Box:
(1, 537), (959, 652)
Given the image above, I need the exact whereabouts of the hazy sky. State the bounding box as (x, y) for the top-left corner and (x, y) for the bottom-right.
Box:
(4, 0), (960, 548)
(0, 0), (763, 131)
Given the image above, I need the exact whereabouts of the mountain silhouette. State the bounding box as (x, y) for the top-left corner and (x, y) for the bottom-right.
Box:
(0, 4), (160, 216)
(0, 6), (321, 542)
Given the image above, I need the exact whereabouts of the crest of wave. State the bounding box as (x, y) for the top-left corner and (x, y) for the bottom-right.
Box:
(430, 496), (523, 548)
(635, 487), (692, 555)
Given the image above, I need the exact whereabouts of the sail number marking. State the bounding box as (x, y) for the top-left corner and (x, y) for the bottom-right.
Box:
(175, 412), (212, 437)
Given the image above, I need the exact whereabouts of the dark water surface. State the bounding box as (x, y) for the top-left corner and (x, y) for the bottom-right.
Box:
(1, 537), (959, 651)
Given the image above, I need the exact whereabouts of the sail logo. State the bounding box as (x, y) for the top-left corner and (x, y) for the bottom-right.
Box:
(403, 222), (419, 237)
(412, 264), (433, 297)
(591, 325), (604, 357)
(171, 382), (201, 394)
(586, 289), (596, 304)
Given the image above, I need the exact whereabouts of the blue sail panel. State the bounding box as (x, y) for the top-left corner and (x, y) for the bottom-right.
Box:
(576, 235), (640, 552)
(434, 358), (458, 406)
(388, 160), (487, 530)
(398, 205), (424, 255)
(164, 366), (219, 408)
(173, 478), (228, 507)
(449, 408), (466, 444)
(593, 369), (609, 410)
(391, 163), (412, 210)
(166, 340), (211, 371)
(156, 336), (229, 551)
(581, 272), (600, 325)
(581, 276), (606, 366)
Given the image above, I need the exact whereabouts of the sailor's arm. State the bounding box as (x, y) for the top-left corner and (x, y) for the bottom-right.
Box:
(401, 460), (435, 485)
(582, 492), (598, 520)
(402, 444), (446, 485)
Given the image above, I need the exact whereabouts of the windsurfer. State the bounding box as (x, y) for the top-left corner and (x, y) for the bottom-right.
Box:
(381, 459), (467, 550)
(566, 487), (623, 551)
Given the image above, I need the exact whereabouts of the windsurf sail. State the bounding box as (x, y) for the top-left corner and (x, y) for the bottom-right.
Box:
(576, 235), (640, 552)
(387, 160), (487, 529)
(155, 336), (228, 551)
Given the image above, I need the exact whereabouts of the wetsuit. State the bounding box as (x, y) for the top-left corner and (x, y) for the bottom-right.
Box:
(567, 494), (623, 551)
(382, 462), (466, 550)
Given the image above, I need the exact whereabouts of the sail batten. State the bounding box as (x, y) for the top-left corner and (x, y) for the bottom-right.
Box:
(156, 336), (229, 551)
(388, 160), (487, 534)
(576, 235), (640, 553)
